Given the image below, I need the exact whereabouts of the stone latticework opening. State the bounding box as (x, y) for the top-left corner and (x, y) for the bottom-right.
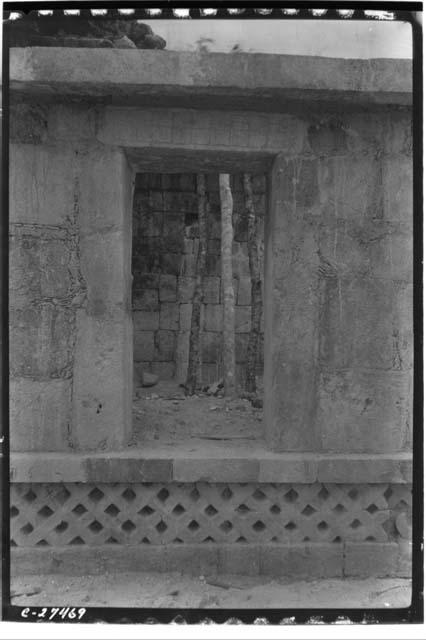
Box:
(11, 482), (412, 547)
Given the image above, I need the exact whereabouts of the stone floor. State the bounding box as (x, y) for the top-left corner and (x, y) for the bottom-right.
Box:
(10, 573), (412, 609)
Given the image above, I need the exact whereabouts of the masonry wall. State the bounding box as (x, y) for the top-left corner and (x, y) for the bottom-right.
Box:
(9, 100), (413, 457)
(132, 173), (265, 385)
(265, 110), (413, 453)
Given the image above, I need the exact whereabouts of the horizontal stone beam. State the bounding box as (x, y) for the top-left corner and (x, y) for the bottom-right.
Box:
(10, 448), (412, 483)
(11, 542), (411, 579)
(10, 48), (412, 108)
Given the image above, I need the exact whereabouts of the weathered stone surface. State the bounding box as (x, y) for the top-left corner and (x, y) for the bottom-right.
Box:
(72, 310), (133, 451)
(173, 459), (259, 482)
(235, 306), (251, 333)
(134, 331), (155, 362)
(177, 276), (196, 302)
(203, 305), (223, 333)
(151, 361), (175, 380)
(317, 456), (412, 483)
(10, 305), (74, 379)
(315, 155), (384, 221)
(317, 219), (413, 282)
(78, 148), (134, 235)
(383, 155), (413, 224)
(259, 459), (317, 483)
(10, 103), (48, 144)
(10, 450), (412, 483)
(159, 275), (177, 302)
(235, 334), (249, 364)
(259, 544), (344, 578)
(344, 542), (399, 577)
(308, 120), (348, 156)
(264, 155), (321, 451)
(155, 330), (176, 361)
(318, 369), (412, 453)
(9, 234), (73, 307)
(219, 546), (260, 576)
(10, 378), (72, 451)
(99, 107), (307, 155)
(84, 458), (172, 482)
(11, 49), (411, 106)
(179, 304), (192, 331)
(201, 332), (221, 363)
(133, 311), (159, 331)
(47, 104), (97, 143)
(160, 303), (179, 330)
(319, 277), (413, 371)
(396, 541), (412, 578)
(175, 330), (190, 383)
(202, 277), (220, 304)
(237, 277), (252, 306)
(385, 111), (412, 157)
(132, 289), (159, 311)
(80, 230), (130, 314)
(10, 144), (75, 225)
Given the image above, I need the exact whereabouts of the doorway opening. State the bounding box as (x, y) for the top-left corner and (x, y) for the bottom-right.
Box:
(131, 172), (266, 445)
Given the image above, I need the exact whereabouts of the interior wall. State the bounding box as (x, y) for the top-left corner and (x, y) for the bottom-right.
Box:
(132, 173), (265, 386)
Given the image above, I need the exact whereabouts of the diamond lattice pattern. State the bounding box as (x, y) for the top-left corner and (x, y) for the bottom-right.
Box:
(10, 482), (412, 547)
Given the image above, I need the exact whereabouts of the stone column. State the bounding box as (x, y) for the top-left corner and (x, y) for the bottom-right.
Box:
(71, 147), (134, 451)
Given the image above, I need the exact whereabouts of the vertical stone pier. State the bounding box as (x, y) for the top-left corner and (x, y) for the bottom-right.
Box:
(10, 106), (135, 451)
(265, 119), (413, 454)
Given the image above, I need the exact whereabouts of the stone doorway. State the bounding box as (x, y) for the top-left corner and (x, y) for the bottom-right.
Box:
(131, 172), (266, 445)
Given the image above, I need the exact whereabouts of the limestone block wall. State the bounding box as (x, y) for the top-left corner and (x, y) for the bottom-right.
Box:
(132, 173), (265, 385)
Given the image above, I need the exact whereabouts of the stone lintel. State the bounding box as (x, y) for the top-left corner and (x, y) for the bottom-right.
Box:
(10, 48), (412, 108)
(10, 449), (413, 484)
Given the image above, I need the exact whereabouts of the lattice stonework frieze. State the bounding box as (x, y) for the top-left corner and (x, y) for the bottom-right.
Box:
(10, 482), (412, 547)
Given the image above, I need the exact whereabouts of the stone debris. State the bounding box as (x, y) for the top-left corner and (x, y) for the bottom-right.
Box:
(9, 16), (167, 50)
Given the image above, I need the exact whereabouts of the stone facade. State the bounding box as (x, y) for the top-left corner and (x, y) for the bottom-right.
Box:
(8, 46), (413, 579)
(132, 173), (265, 385)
